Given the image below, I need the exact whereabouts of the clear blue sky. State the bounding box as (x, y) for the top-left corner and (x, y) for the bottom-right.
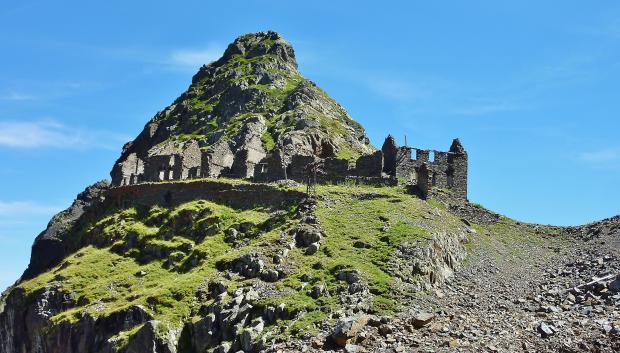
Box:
(1, 0), (619, 290)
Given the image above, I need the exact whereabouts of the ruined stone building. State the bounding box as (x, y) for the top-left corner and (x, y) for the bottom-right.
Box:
(381, 135), (468, 200)
(111, 135), (468, 200)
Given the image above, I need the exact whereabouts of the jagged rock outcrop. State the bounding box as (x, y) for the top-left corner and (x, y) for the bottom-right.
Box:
(111, 31), (373, 186)
(0, 283), (153, 353)
(21, 180), (109, 280)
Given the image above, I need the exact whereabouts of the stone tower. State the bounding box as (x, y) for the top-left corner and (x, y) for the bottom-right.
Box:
(381, 135), (398, 176)
(448, 138), (468, 200)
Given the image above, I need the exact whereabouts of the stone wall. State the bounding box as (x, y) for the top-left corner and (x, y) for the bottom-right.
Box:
(287, 155), (316, 182)
(355, 151), (383, 177)
(110, 135), (468, 200)
(179, 140), (202, 179)
(253, 153), (286, 182)
(111, 153), (145, 186)
(144, 155), (178, 182)
(107, 180), (306, 210)
(447, 139), (468, 199)
(382, 136), (468, 200)
(321, 157), (349, 182)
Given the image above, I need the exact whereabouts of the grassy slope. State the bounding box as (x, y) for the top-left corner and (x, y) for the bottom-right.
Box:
(16, 181), (512, 346)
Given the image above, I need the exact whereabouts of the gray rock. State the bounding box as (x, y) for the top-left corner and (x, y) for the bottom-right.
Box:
(609, 275), (620, 292)
(231, 253), (264, 278)
(345, 343), (364, 353)
(338, 269), (362, 284)
(537, 321), (556, 338)
(260, 269), (280, 282)
(244, 289), (259, 302)
(309, 285), (326, 299)
(348, 282), (366, 294)
(378, 323), (393, 336)
(412, 312), (435, 328)
(276, 303), (288, 319)
(263, 306), (276, 324)
(239, 318), (264, 352)
(213, 342), (231, 353)
(22, 181), (110, 279)
(295, 225), (322, 247)
(331, 315), (369, 347)
(306, 242), (320, 255)
(126, 320), (177, 353)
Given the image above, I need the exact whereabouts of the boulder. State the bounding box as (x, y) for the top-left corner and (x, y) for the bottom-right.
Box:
(294, 225), (322, 247)
(412, 312), (435, 328)
(126, 320), (177, 353)
(260, 269), (280, 282)
(331, 315), (369, 347)
(609, 274), (620, 292)
(537, 321), (556, 338)
(309, 285), (326, 299)
(338, 269), (362, 284)
(306, 242), (320, 255)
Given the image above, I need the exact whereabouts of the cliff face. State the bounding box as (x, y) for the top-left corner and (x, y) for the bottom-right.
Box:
(21, 181), (110, 280)
(111, 31), (373, 186)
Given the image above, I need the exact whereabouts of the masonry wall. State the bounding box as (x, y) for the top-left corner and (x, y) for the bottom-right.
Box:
(110, 135), (468, 200)
(111, 153), (145, 186)
(383, 137), (468, 200)
(447, 153), (467, 199)
(179, 140), (202, 179)
(107, 180), (306, 210)
(144, 155), (178, 182)
(321, 157), (349, 182)
(253, 153), (286, 182)
(287, 155), (316, 182)
(355, 151), (383, 177)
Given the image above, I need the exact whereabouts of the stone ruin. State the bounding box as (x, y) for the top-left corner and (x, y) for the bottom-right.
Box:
(111, 135), (468, 200)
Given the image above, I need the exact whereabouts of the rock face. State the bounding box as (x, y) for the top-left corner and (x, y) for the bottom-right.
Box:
(0, 284), (155, 353)
(111, 31), (373, 186)
(21, 180), (109, 280)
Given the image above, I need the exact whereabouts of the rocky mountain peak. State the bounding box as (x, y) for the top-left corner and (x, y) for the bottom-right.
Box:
(220, 31), (297, 68)
(111, 31), (373, 185)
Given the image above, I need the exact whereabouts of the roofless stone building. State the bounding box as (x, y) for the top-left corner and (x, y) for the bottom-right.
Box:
(111, 135), (468, 200)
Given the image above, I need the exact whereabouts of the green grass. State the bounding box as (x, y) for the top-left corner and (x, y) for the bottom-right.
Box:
(261, 131), (276, 152)
(20, 199), (278, 328)
(427, 198), (447, 211)
(16, 181), (482, 345)
(335, 148), (355, 161)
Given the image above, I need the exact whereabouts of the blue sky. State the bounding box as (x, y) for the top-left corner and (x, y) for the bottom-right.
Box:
(1, 0), (619, 290)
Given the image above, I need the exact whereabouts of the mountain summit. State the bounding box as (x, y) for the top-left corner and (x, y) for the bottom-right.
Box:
(111, 31), (373, 185)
